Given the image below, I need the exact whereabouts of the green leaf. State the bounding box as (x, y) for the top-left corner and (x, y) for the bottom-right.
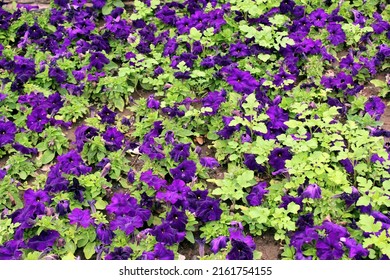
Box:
(41, 150), (55, 165)
(102, 5), (113, 16)
(370, 79), (387, 88)
(95, 199), (108, 210)
(185, 231), (195, 244)
(83, 242), (96, 260)
(356, 195), (370, 206)
(189, 28), (202, 41)
(358, 215), (382, 233)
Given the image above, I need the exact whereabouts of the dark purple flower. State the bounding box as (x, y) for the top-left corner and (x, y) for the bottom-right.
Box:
(140, 170), (167, 190)
(141, 243), (174, 260)
(74, 125), (99, 152)
(268, 147), (292, 171)
(0, 120), (17, 147)
(166, 206), (188, 232)
(96, 223), (115, 245)
(201, 89), (226, 116)
(266, 105), (289, 131)
(246, 182), (269, 206)
(244, 153), (266, 173)
(200, 157), (220, 168)
(98, 105), (116, 124)
(195, 198), (222, 222)
(49, 67), (68, 84)
(226, 68), (259, 94)
(106, 193), (138, 216)
(344, 238), (368, 259)
(170, 160), (197, 183)
(156, 179), (190, 205)
(290, 227), (319, 252)
(152, 222), (185, 246)
(27, 230), (60, 251)
(169, 143), (191, 162)
(229, 42), (250, 58)
(210, 236), (228, 254)
(68, 208), (93, 228)
(216, 116), (241, 139)
(56, 200), (70, 216)
(163, 38), (178, 57)
(309, 8), (328, 28)
(92, 0), (106, 9)
(89, 52), (109, 70)
(0, 240), (24, 260)
(301, 184), (322, 199)
(105, 247), (133, 260)
(339, 186), (360, 208)
(316, 236), (344, 260)
(127, 169), (135, 184)
(102, 127), (124, 151)
(327, 23), (346, 46)
(365, 96), (386, 121)
(26, 107), (49, 133)
(339, 158), (354, 174)
(110, 215), (144, 235)
(24, 189), (50, 205)
(226, 239), (253, 260)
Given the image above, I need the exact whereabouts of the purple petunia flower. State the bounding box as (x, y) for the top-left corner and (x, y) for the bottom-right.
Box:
(0, 120), (17, 147)
(216, 116), (241, 140)
(201, 89), (226, 116)
(156, 179), (190, 205)
(169, 143), (191, 162)
(23, 189), (50, 205)
(96, 223), (115, 245)
(210, 236), (228, 254)
(316, 236), (344, 260)
(105, 247), (133, 260)
(266, 105), (289, 131)
(0, 240), (24, 260)
(343, 238), (368, 259)
(140, 170), (167, 190)
(56, 200), (70, 216)
(268, 147), (292, 171)
(170, 160), (197, 183)
(74, 125), (99, 152)
(244, 153), (266, 173)
(364, 96), (386, 121)
(49, 66), (68, 84)
(309, 8), (328, 28)
(102, 127), (124, 151)
(195, 198), (222, 222)
(200, 157), (220, 168)
(27, 230), (60, 251)
(110, 215), (144, 235)
(229, 42), (251, 58)
(68, 208), (94, 228)
(152, 222), (185, 246)
(98, 105), (116, 124)
(26, 107), (49, 133)
(166, 206), (188, 232)
(301, 184), (322, 199)
(106, 193), (138, 216)
(246, 182), (269, 206)
(89, 52), (109, 70)
(226, 239), (254, 260)
(226, 68), (259, 94)
(141, 243), (174, 260)
(327, 23), (346, 46)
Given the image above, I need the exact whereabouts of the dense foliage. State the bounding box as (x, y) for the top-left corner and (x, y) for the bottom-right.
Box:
(0, 0), (389, 260)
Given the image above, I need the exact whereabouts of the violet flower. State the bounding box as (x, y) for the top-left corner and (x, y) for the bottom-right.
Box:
(68, 208), (94, 228)
(0, 120), (16, 147)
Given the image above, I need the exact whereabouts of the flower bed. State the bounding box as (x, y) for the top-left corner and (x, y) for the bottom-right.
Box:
(0, 0), (389, 260)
